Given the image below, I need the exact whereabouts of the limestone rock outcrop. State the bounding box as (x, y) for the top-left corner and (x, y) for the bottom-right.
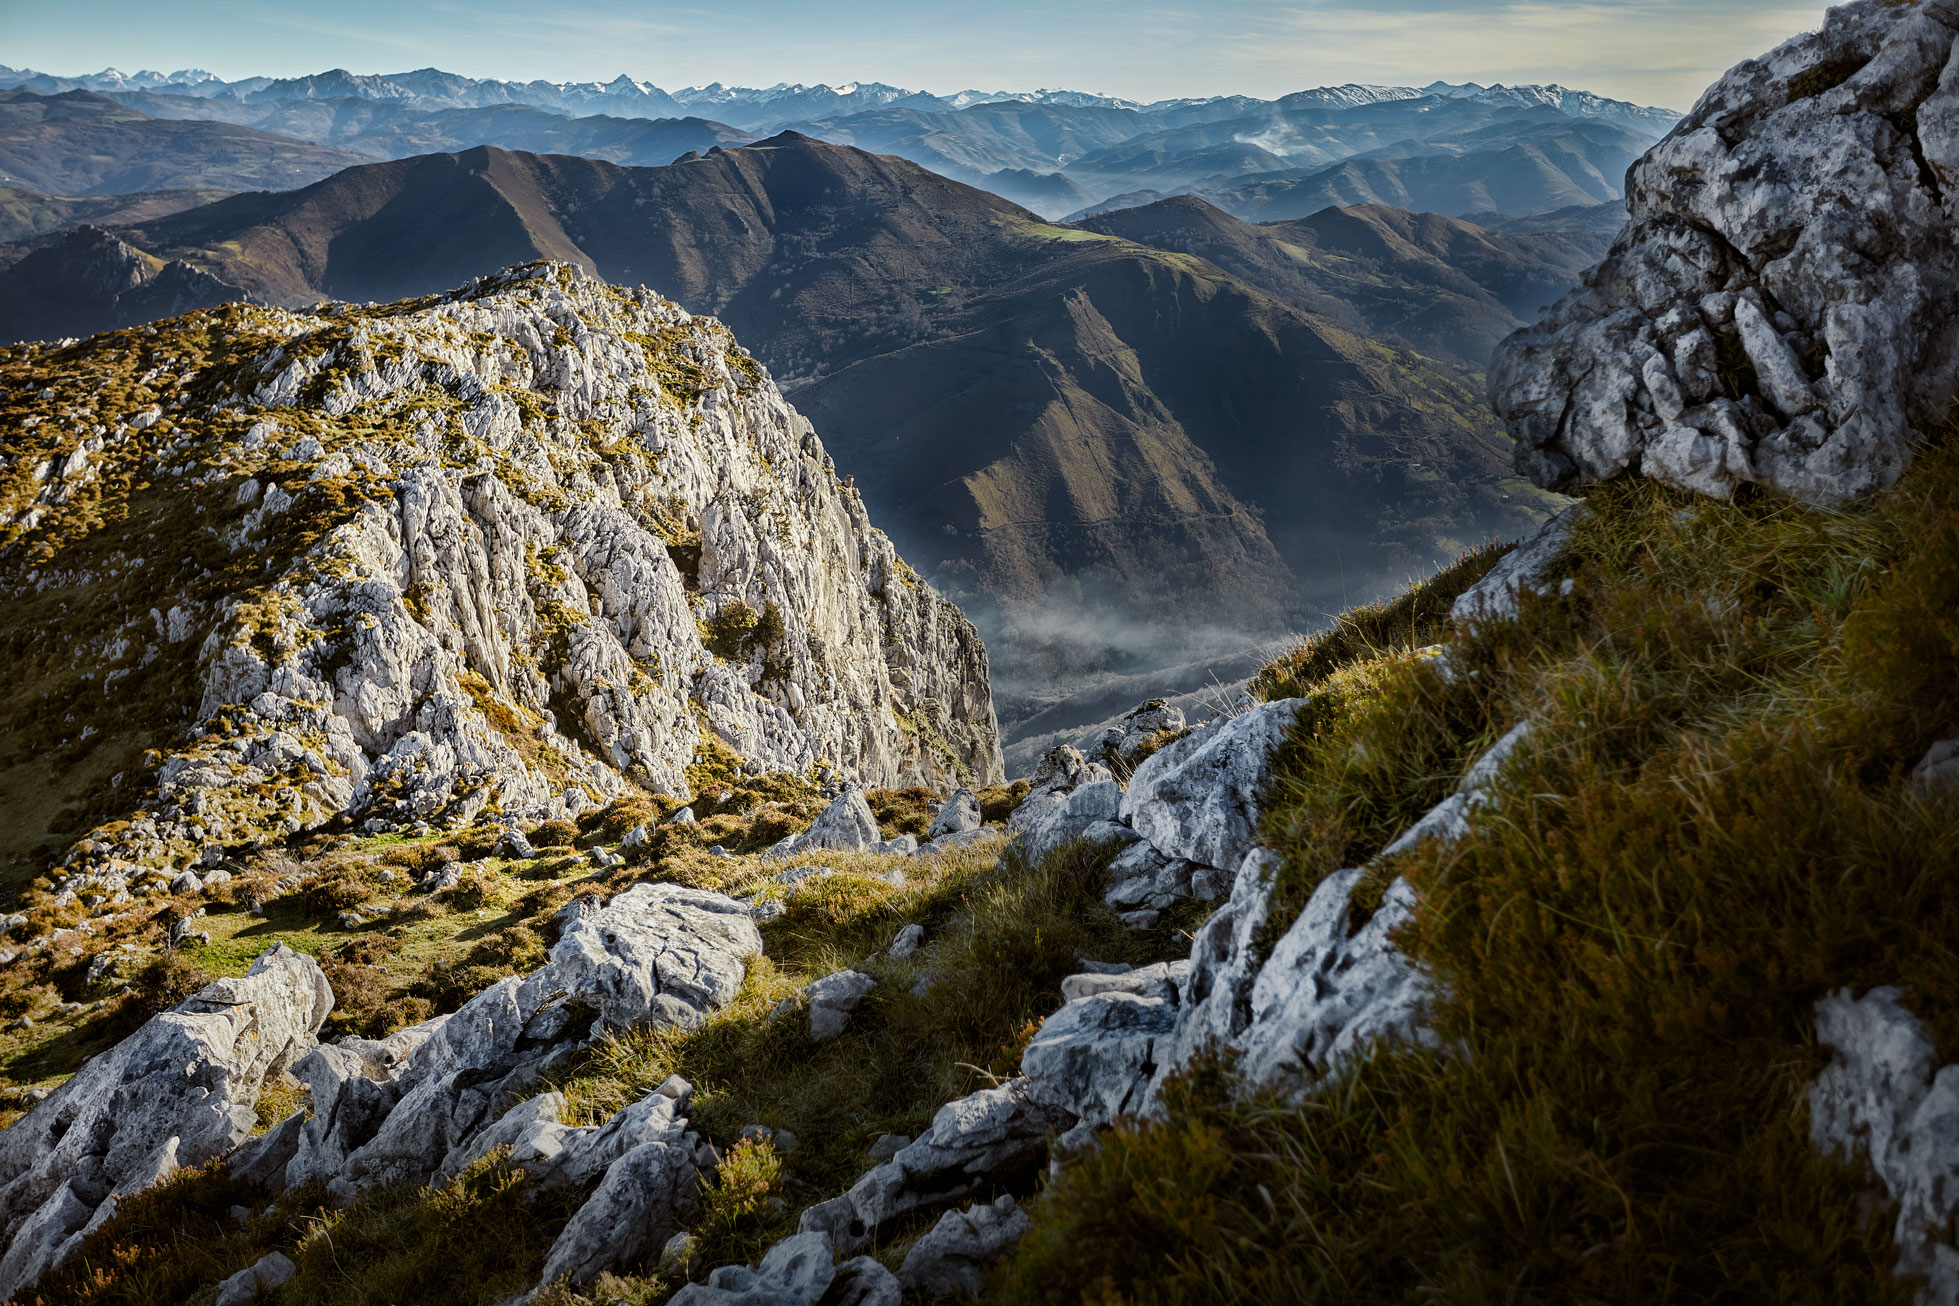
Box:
(4, 261), (1001, 891)
(1811, 986), (1959, 1302)
(0, 944), (332, 1301)
(1492, 0), (1959, 505)
(286, 883), (757, 1202)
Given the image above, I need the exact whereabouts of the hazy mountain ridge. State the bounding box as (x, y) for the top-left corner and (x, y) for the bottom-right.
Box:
(3, 63), (1678, 219)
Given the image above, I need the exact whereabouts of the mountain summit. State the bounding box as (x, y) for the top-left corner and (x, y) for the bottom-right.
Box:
(0, 261), (1000, 875)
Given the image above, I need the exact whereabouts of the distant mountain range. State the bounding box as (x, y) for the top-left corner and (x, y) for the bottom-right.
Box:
(0, 133), (1603, 741)
(0, 64), (1677, 219)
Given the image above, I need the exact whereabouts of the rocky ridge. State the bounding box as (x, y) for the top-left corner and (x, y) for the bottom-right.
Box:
(1493, 0), (1959, 505)
(0, 262), (1000, 923)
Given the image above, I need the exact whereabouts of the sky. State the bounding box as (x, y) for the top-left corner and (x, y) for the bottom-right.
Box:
(1, 0), (1832, 109)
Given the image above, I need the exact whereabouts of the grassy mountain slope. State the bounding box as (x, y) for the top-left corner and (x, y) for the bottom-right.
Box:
(1076, 195), (1611, 366)
(0, 185), (232, 250)
(26, 423), (1951, 1306)
(0, 90), (373, 195)
(999, 436), (1959, 1303)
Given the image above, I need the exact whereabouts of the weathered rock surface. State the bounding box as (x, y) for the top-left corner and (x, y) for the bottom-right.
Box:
(287, 884), (755, 1201)
(10, 261), (1001, 894)
(1023, 964), (1188, 1128)
(1119, 700), (1303, 875)
(1492, 0), (1959, 505)
(1008, 746), (1121, 861)
(668, 1230), (901, 1306)
(771, 789), (883, 859)
(799, 1080), (1072, 1252)
(899, 1195), (1033, 1298)
(806, 970), (877, 1040)
(928, 787), (981, 839)
(212, 1250), (297, 1306)
(1095, 700), (1187, 774)
(1450, 506), (1585, 624)
(0, 944), (332, 1301)
(1811, 985), (1959, 1303)
(539, 1139), (700, 1287)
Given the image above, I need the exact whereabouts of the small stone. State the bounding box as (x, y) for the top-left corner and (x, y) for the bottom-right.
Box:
(868, 1133), (911, 1160)
(213, 1250), (297, 1306)
(887, 923), (925, 960)
(658, 1230), (699, 1276)
(807, 970), (876, 1040)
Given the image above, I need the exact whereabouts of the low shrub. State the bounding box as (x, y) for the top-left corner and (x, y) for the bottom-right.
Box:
(866, 787), (939, 838)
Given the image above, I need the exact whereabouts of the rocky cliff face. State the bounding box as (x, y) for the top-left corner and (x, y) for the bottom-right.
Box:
(1492, 0), (1959, 504)
(0, 261), (1000, 885)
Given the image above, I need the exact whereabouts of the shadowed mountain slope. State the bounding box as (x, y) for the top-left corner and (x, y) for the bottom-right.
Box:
(0, 135), (1556, 733)
(0, 89), (372, 194)
(1076, 195), (1612, 366)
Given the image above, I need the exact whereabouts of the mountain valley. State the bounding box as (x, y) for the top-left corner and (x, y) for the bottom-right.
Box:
(0, 134), (1588, 744)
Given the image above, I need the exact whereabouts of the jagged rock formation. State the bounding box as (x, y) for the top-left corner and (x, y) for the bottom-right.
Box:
(288, 883), (757, 1203)
(1492, 0), (1959, 505)
(0, 944), (332, 1300)
(0, 261), (1001, 891)
(1811, 986), (1959, 1303)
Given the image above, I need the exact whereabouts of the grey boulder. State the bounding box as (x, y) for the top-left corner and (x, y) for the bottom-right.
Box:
(288, 884), (756, 1200)
(538, 1139), (700, 1286)
(1811, 985), (1959, 1301)
(1449, 506), (1585, 625)
(1120, 699), (1303, 874)
(799, 1079), (1071, 1252)
(0, 943), (332, 1301)
(899, 1195), (1033, 1299)
(1491, 0), (1959, 506)
(807, 970), (877, 1040)
(669, 1230), (901, 1306)
(771, 789), (882, 858)
(213, 1250), (297, 1306)
(928, 787), (982, 839)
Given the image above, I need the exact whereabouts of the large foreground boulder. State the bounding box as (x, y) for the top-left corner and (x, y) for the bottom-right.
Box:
(1492, 0), (1959, 505)
(0, 945), (332, 1300)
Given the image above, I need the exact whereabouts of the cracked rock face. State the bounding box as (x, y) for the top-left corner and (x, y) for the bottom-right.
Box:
(10, 261), (1000, 884)
(0, 944), (332, 1301)
(1492, 0), (1959, 505)
(1811, 985), (1959, 1302)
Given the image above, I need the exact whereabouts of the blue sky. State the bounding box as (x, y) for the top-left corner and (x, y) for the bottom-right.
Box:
(1, 0), (1830, 108)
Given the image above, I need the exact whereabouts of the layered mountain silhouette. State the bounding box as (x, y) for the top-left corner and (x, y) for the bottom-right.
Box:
(3, 66), (1675, 219)
(0, 135), (1588, 734)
